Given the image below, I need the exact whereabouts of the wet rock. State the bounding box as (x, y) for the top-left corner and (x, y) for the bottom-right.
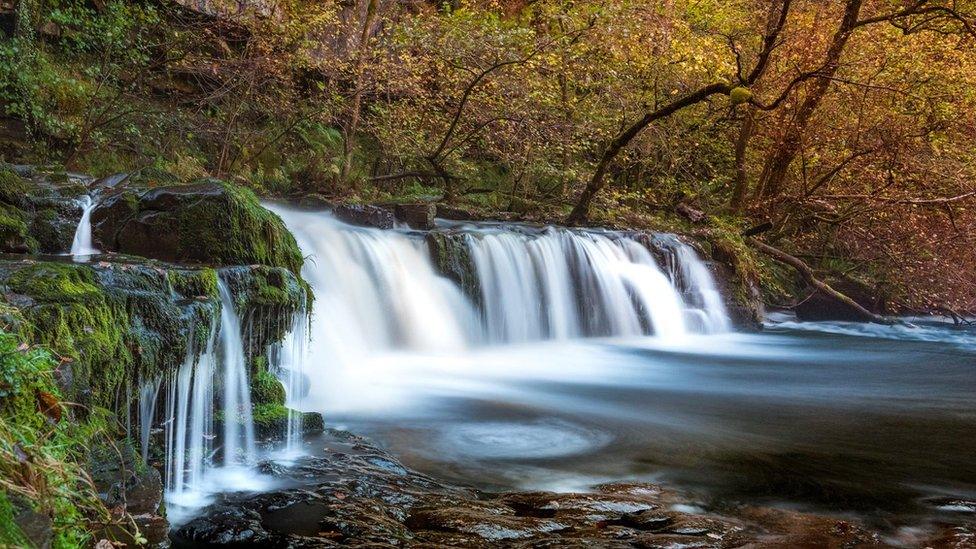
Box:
(88, 439), (169, 546)
(394, 203), (436, 229)
(171, 429), (894, 548)
(333, 203), (396, 229)
(9, 495), (53, 549)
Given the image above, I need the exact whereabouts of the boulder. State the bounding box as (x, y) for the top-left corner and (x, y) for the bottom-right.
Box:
(333, 203), (397, 229)
(795, 277), (886, 322)
(91, 180), (303, 274)
(394, 203), (436, 230)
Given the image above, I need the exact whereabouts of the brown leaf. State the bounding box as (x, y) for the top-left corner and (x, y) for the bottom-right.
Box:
(36, 391), (62, 423)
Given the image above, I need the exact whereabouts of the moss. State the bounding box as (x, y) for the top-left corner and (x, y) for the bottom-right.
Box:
(427, 231), (481, 308)
(730, 86), (752, 105)
(0, 330), (132, 547)
(251, 369), (286, 405)
(0, 204), (39, 253)
(177, 181), (304, 275)
(1, 261), (222, 408)
(169, 267), (219, 299)
(0, 492), (31, 548)
(0, 166), (30, 205)
(252, 402), (290, 426)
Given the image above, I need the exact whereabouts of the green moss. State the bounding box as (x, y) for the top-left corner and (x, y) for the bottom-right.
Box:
(0, 204), (39, 253)
(730, 86), (752, 105)
(169, 267), (219, 299)
(0, 491), (31, 547)
(0, 166), (30, 205)
(251, 369), (285, 405)
(178, 181), (304, 275)
(0, 331), (129, 548)
(6, 263), (103, 303)
(252, 402), (290, 426)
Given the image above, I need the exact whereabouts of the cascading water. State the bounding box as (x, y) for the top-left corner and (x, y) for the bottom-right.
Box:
(463, 228), (694, 341)
(164, 335), (215, 507)
(217, 279), (257, 467)
(157, 277), (259, 516)
(69, 194), (99, 259)
(273, 310), (310, 457)
(266, 204), (730, 411)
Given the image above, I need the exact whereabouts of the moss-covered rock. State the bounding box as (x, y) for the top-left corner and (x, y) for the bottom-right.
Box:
(251, 369), (286, 405)
(91, 180), (304, 274)
(220, 265), (309, 357)
(427, 230), (481, 308)
(0, 165), (95, 254)
(0, 259), (220, 408)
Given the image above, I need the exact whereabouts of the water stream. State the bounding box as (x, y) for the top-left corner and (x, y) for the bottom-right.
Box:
(265, 206), (976, 538)
(69, 194), (99, 260)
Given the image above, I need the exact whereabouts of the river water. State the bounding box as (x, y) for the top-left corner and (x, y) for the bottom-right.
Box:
(317, 318), (976, 536)
(265, 206), (976, 538)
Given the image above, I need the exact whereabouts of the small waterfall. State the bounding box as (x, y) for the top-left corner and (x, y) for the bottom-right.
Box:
(164, 335), (216, 506)
(138, 376), (162, 460)
(267, 205), (731, 414)
(159, 279), (258, 512)
(217, 279), (257, 466)
(70, 194), (99, 259)
(275, 310), (309, 457)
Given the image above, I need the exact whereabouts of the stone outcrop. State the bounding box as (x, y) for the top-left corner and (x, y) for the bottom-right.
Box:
(0, 166), (313, 547)
(91, 179), (304, 274)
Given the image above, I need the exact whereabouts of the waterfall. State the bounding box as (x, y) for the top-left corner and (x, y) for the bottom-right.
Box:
(464, 229), (693, 341)
(138, 376), (162, 460)
(217, 279), (257, 467)
(266, 206), (731, 410)
(164, 335), (215, 506)
(275, 310), (309, 457)
(159, 278), (258, 513)
(69, 194), (99, 259)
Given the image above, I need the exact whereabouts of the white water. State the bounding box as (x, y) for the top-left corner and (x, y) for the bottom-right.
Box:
(274, 310), (309, 458)
(217, 280), (257, 466)
(159, 278), (261, 519)
(69, 194), (99, 259)
(266, 205), (729, 413)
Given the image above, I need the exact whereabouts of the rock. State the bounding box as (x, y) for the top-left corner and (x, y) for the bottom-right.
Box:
(795, 276), (886, 322)
(170, 429), (892, 548)
(333, 203), (397, 229)
(87, 440), (169, 546)
(0, 258), (220, 408)
(8, 496), (53, 549)
(394, 203), (436, 229)
(91, 180), (303, 274)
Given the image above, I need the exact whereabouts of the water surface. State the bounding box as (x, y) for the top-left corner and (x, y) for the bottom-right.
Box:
(312, 318), (976, 534)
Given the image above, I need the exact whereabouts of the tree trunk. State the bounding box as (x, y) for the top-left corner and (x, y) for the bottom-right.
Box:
(339, 0), (379, 189)
(730, 107), (755, 212)
(756, 0), (863, 200)
(747, 236), (892, 324)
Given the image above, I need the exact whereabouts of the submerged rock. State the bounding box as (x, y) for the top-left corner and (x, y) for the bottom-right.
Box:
(171, 429), (899, 548)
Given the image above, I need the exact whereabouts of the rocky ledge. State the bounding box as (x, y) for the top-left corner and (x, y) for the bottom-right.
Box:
(173, 429), (973, 548)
